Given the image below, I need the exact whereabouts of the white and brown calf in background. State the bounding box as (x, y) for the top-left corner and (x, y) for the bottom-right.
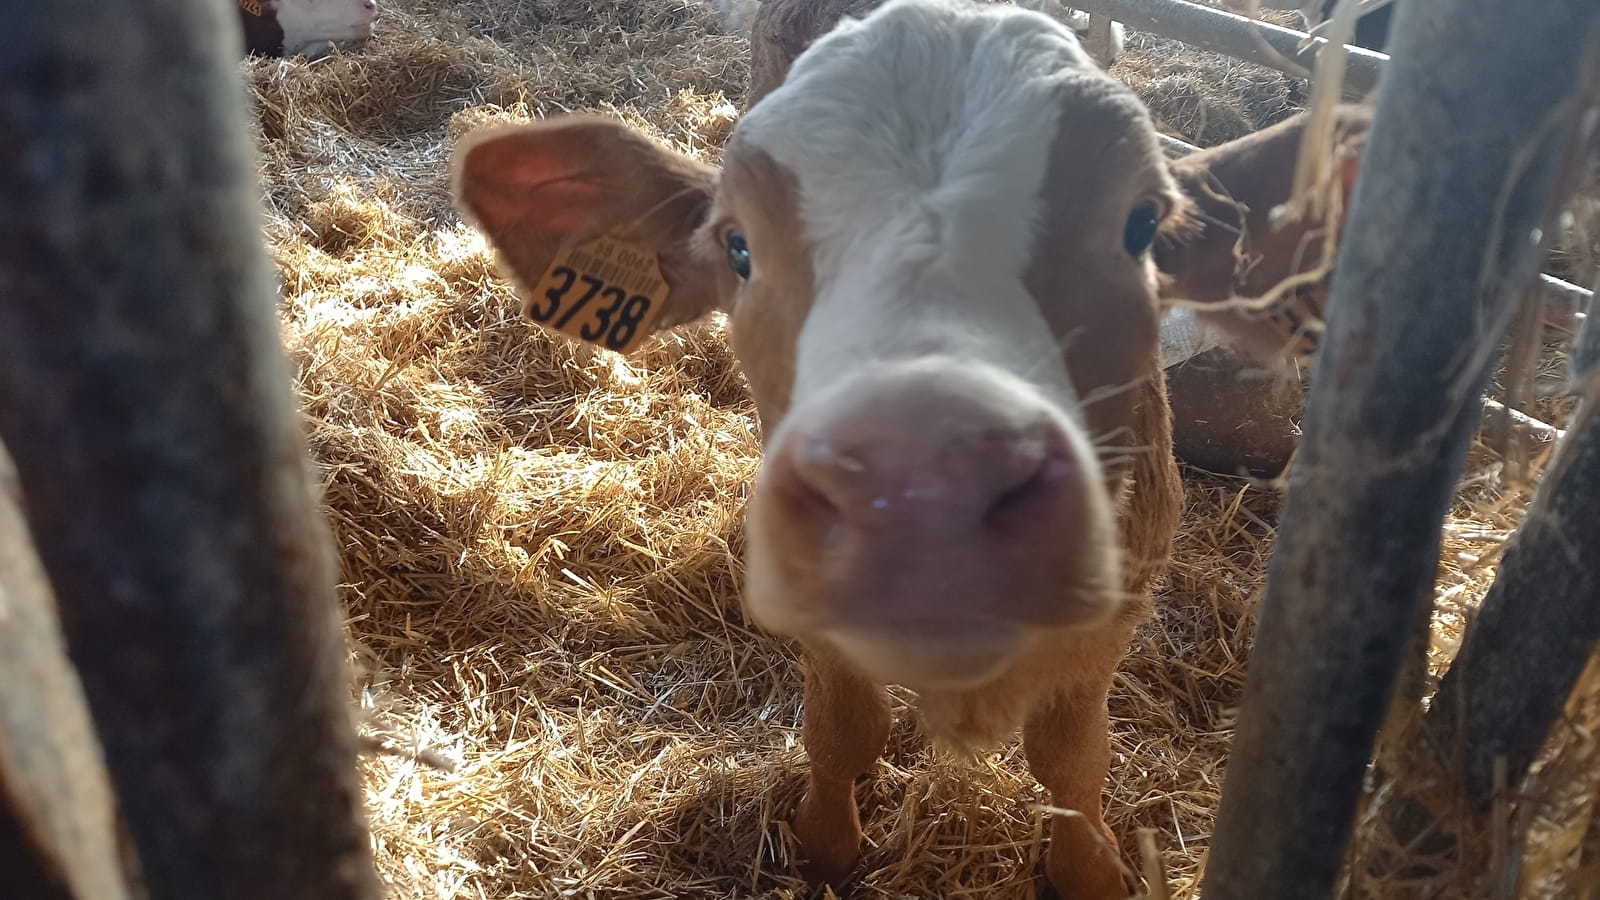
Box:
(238, 0), (377, 59)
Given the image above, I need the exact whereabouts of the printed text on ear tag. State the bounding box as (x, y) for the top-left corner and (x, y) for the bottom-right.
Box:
(525, 236), (671, 353)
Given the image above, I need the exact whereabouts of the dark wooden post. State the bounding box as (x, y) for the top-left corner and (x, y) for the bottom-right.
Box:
(1201, 0), (1600, 897)
(0, 451), (134, 900)
(1412, 66), (1600, 804)
(1417, 351), (1600, 804)
(0, 2), (379, 898)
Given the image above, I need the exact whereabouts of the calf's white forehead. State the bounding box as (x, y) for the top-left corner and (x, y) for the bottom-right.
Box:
(731, 0), (1131, 405)
(737, 0), (1099, 278)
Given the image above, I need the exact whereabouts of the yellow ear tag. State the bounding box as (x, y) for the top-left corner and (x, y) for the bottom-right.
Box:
(238, 0), (264, 15)
(525, 236), (671, 354)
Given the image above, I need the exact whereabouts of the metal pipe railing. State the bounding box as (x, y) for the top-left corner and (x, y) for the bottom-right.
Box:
(1071, 0), (1388, 92)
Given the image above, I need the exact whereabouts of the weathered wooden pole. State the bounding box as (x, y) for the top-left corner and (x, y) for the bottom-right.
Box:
(1416, 306), (1600, 807)
(1201, 0), (1600, 897)
(0, 449), (134, 900)
(1416, 404), (1600, 803)
(0, 2), (379, 898)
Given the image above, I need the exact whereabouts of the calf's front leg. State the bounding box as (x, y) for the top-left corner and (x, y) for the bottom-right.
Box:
(792, 646), (891, 886)
(1023, 679), (1132, 900)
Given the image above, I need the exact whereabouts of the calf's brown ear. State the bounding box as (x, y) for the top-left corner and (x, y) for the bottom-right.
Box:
(1153, 106), (1371, 357)
(451, 116), (733, 332)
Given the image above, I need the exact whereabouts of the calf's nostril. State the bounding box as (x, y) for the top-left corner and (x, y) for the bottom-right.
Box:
(768, 435), (852, 526)
(985, 453), (1071, 529)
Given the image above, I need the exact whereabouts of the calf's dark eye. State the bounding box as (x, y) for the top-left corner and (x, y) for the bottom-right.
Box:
(1123, 200), (1160, 257)
(726, 229), (752, 279)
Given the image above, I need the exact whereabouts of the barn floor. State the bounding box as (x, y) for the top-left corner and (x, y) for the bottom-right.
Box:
(246, 1), (1597, 897)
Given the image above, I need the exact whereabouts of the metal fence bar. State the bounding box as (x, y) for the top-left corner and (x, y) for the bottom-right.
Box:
(1070, 0), (1388, 92)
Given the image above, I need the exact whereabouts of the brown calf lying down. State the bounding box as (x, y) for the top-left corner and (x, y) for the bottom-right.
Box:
(1166, 346), (1306, 478)
(454, 0), (1362, 895)
(720, 0), (885, 108)
(1158, 107), (1370, 478)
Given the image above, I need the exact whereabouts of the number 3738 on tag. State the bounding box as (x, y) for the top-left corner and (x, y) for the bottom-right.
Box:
(524, 236), (672, 354)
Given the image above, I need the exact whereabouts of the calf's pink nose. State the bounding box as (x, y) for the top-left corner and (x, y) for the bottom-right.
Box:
(742, 368), (1123, 688)
(768, 422), (1072, 535)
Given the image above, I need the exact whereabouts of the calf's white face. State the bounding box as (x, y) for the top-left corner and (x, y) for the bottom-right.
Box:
(277, 0), (378, 57)
(723, 0), (1180, 690)
(452, 0), (1234, 696)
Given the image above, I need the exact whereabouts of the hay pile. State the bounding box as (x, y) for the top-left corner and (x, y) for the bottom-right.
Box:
(1113, 6), (1311, 147)
(243, 1), (1594, 897)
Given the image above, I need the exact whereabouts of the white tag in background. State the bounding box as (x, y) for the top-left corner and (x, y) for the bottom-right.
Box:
(1159, 305), (1223, 369)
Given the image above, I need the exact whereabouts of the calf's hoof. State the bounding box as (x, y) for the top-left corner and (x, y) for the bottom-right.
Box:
(1036, 849), (1135, 900)
(792, 793), (862, 888)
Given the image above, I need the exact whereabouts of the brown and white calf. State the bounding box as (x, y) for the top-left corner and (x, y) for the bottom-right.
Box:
(454, 0), (1355, 895)
(1158, 107), (1371, 476)
(238, 0), (377, 58)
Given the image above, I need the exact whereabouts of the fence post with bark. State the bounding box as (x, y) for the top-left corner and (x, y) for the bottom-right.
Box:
(1200, 0), (1600, 897)
(0, 1), (380, 897)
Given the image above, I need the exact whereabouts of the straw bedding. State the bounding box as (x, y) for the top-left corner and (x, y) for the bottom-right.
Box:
(242, 1), (1597, 896)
